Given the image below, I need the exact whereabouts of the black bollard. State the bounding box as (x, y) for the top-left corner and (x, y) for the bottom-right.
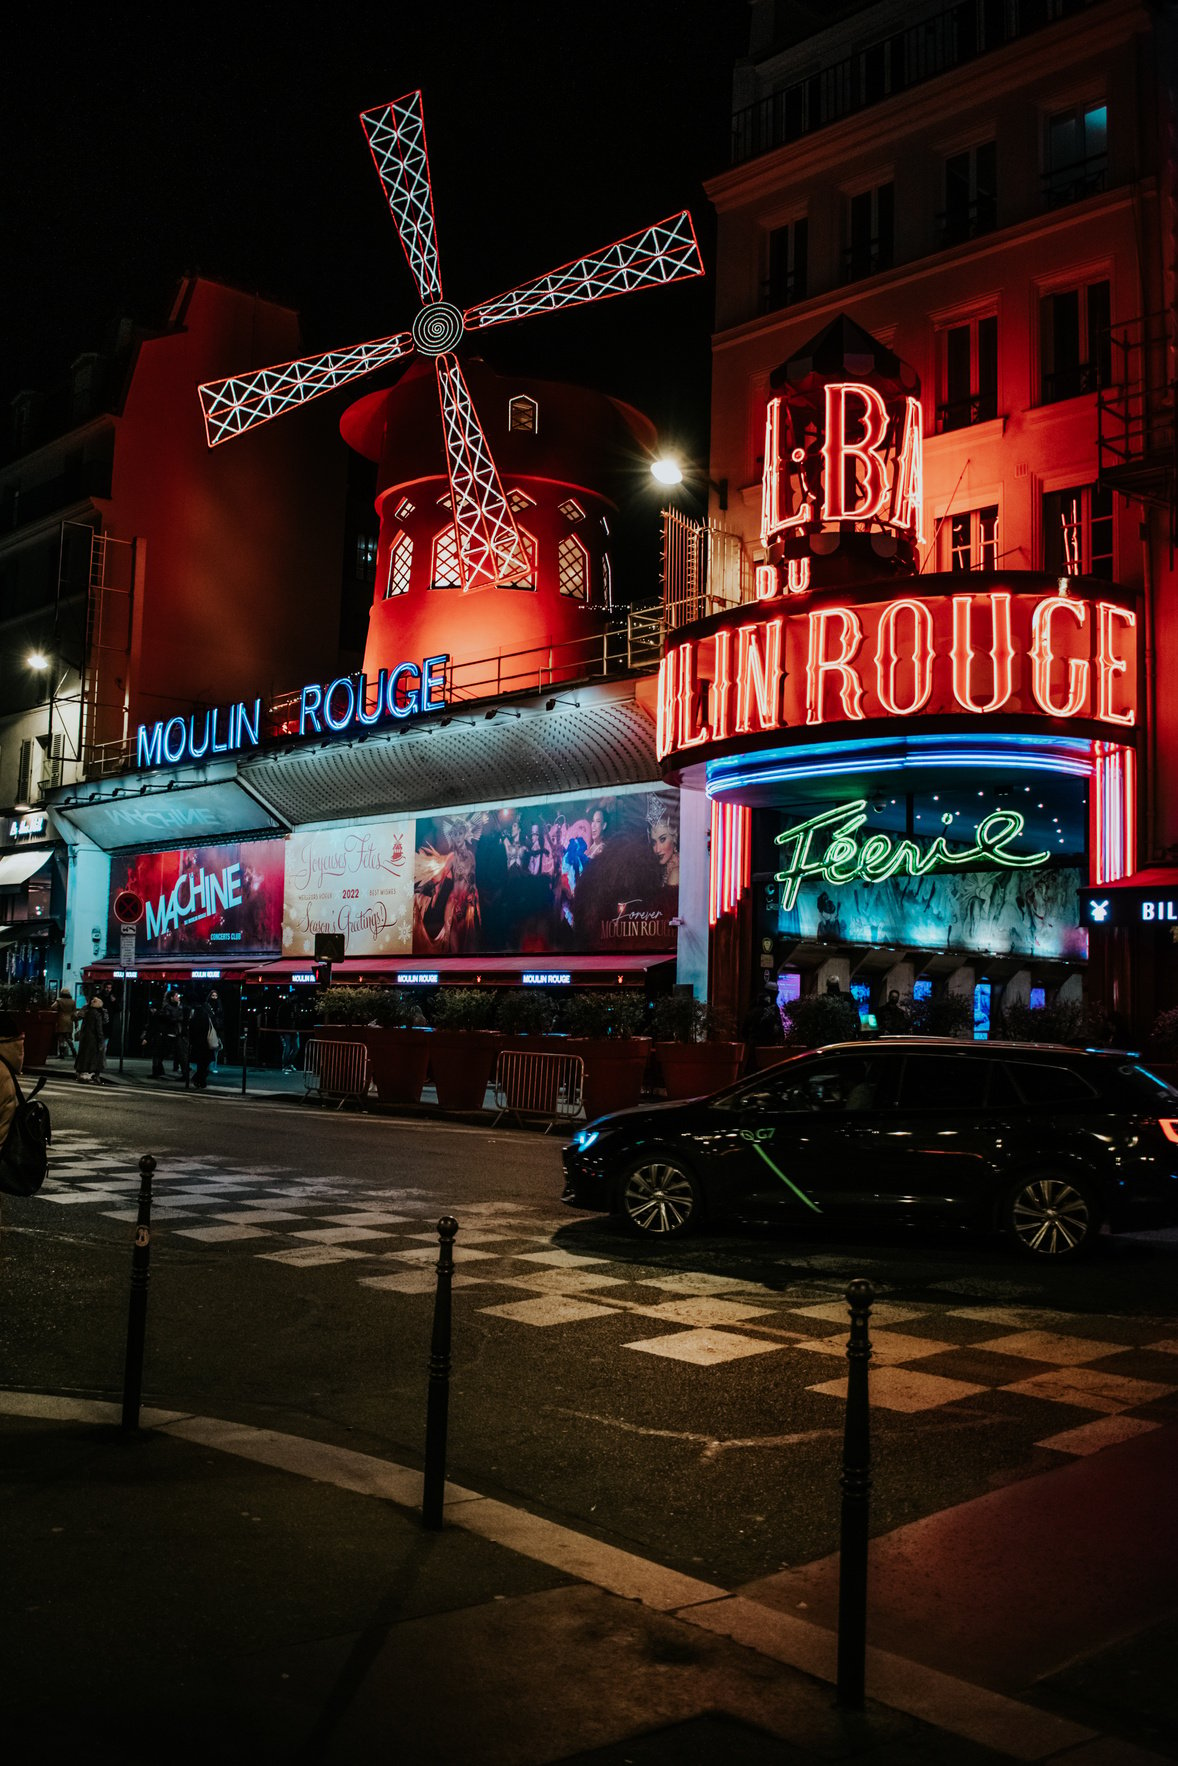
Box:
(422, 1215), (458, 1529)
(836, 1276), (875, 1711)
(121, 1154), (156, 1433)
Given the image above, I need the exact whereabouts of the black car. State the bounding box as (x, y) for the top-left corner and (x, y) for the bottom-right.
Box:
(560, 1039), (1178, 1259)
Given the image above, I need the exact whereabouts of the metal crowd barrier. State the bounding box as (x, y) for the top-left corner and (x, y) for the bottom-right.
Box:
(493, 1050), (584, 1129)
(303, 1037), (370, 1109)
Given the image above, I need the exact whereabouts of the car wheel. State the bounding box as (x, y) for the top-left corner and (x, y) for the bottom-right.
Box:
(618, 1155), (702, 1239)
(1002, 1173), (1099, 1259)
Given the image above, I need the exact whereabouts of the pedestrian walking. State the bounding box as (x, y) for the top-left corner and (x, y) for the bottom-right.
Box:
(164, 991), (184, 1071)
(53, 988), (77, 1058)
(143, 998), (168, 1078)
(206, 990), (225, 1070)
(276, 996), (298, 1072)
(189, 997), (215, 1090)
(74, 996), (108, 1084)
(0, 1012), (27, 1149)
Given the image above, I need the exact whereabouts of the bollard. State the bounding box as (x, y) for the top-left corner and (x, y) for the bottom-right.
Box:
(121, 1154), (156, 1433)
(836, 1276), (874, 1711)
(421, 1215), (459, 1530)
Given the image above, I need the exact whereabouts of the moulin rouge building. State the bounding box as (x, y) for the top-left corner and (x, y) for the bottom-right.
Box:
(660, 0), (1176, 1039)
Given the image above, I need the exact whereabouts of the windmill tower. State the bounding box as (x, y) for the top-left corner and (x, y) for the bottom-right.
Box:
(199, 92), (703, 684)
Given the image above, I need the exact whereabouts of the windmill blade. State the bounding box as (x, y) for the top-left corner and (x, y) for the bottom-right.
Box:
(463, 210), (703, 333)
(199, 332), (414, 447)
(434, 354), (532, 592)
(360, 92), (444, 305)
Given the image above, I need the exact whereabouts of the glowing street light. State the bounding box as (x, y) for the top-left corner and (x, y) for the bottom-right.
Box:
(27, 650), (50, 670)
(650, 455), (684, 487)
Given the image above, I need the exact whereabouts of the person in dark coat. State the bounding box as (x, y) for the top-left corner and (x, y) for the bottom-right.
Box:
(143, 999), (168, 1078)
(189, 998), (214, 1090)
(74, 997), (108, 1084)
(206, 990), (225, 1070)
(164, 992), (184, 1071)
(54, 988), (78, 1058)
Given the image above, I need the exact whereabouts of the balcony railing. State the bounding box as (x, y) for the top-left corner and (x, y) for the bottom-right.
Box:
(934, 198), (998, 248)
(936, 392), (999, 432)
(1042, 362), (1104, 404)
(1042, 154), (1108, 209)
(732, 0), (1101, 166)
(80, 610), (666, 780)
(662, 508), (753, 632)
(842, 238), (893, 284)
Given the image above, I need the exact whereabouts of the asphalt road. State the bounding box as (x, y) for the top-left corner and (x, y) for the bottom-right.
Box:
(4, 1080), (1178, 1593)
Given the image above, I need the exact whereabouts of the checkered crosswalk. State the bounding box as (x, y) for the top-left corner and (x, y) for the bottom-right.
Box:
(37, 1129), (1178, 1458)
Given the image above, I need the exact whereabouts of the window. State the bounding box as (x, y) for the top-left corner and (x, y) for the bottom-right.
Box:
(1042, 484), (1113, 580)
(602, 551), (612, 609)
(394, 497), (415, 519)
(558, 498), (585, 523)
(948, 505), (999, 572)
(736, 1053), (900, 1115)
(1040, 279), (1110, 403)
(507, 489), (535, 513)
(897, 1054), (993, 1110)
(1009, 1062), (1098, 1105)
(16, 738), (35, 805)
(384, 533), (413, 598)
(1045, 102), (1107, 208)
(354, 534), (378, 584)
(844, 182), (893, 281)
(557, 533), (589, 601)
(431, 524), (461, 590)
(763, 218), (808, 311)
(938, 313), (998, 431)
(939, 141), (996, 246)
(508, 395), (538, 433)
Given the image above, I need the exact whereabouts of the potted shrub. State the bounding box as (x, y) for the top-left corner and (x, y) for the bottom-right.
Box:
(428, 988), (501, 1112)
(1144, 1006), (1178, 1083)
(563, 991), (651, 1121)
(998, 998), (1088, 1046)
(0, 982), (55, 1070)
(651, 995), (743, 1099)
(315, 986), (431, 1106)
(908, 990), (975, 1041)
(780, 991), (861, 1050)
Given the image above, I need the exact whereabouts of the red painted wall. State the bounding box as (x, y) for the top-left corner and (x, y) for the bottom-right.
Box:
(109, 278), (346, 731)
(342, 360), (656, 695)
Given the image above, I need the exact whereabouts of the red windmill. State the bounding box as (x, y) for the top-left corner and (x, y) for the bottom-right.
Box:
(198, 91), (703, 594)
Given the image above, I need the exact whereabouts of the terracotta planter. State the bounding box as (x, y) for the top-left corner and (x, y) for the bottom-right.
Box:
(17, 1009), (56, 1071)
(753, 1045), (795, 1071)
(313, 1023), (431, 1106)
(578, 1038), (652, 1122)
(428, 1029), (501, 1112)
(654, 1040), (744, 1100)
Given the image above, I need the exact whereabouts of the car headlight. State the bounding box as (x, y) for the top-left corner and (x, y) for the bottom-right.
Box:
(571, 1129), (601, 1152)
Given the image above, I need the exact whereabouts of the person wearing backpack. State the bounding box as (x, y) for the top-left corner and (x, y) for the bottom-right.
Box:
(0, 1010), (51, 1199)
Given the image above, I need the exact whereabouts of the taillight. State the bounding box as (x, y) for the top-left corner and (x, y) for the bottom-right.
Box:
(1159, 1119), (1178, 1143)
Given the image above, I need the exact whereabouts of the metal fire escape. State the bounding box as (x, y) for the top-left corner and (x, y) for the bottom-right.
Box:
(74, 525), (135, 775)
(1097, 313), (1177, 553)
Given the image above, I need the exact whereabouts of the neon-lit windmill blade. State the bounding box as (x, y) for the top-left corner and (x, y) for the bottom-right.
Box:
(464, 212), (703, 331)
(199, 332), (414, 447)
(196, 89), (704, 590)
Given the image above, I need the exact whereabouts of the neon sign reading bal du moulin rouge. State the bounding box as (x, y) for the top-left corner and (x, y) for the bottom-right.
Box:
(136, 655), (449, 770)
(657, 375), (1138, 764)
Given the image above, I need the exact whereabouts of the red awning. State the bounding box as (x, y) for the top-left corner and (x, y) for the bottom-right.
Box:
(82, 959), (258, 984)
(240, 958), (321, 984)
(332, 953), (674, 987)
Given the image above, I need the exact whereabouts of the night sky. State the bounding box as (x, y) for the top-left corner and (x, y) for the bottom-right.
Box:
(3, 4), (751, 470)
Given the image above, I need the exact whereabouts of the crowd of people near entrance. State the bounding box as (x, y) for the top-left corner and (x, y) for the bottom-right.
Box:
(50, 985), (227, 1089)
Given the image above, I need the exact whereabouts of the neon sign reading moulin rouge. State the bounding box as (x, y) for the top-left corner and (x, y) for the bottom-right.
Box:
(657, 590), (1137, 760)
(136, 656), (450, 770)
(775, 799), (1049, 911)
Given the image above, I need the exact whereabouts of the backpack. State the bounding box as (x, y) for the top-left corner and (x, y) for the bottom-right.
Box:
(0, 1056), (51, 1197)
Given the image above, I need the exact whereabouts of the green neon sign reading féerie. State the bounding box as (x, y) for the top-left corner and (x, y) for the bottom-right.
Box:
(774, 799), (1050, 911)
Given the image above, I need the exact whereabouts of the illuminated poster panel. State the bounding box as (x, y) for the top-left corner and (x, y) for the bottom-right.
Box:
(413, 786), (679, 956)
(283, 820), (415, 957)
(774, 864), (1086, 961)
(108, 841), (285, 957)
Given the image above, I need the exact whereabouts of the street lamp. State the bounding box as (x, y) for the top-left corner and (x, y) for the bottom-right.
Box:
(26, 650), (50, 671)
(649, 454), (728, 511)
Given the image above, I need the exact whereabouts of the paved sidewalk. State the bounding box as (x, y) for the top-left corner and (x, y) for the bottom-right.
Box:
(2, 1394), (1170, 1765)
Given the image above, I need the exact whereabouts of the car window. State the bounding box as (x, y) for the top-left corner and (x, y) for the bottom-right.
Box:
(897, 1054), (993, 1111)
(739, 1054), (900, 1115)
(987, 1062), (1021, 1108)
(1009, 1062), (1098, 1105)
